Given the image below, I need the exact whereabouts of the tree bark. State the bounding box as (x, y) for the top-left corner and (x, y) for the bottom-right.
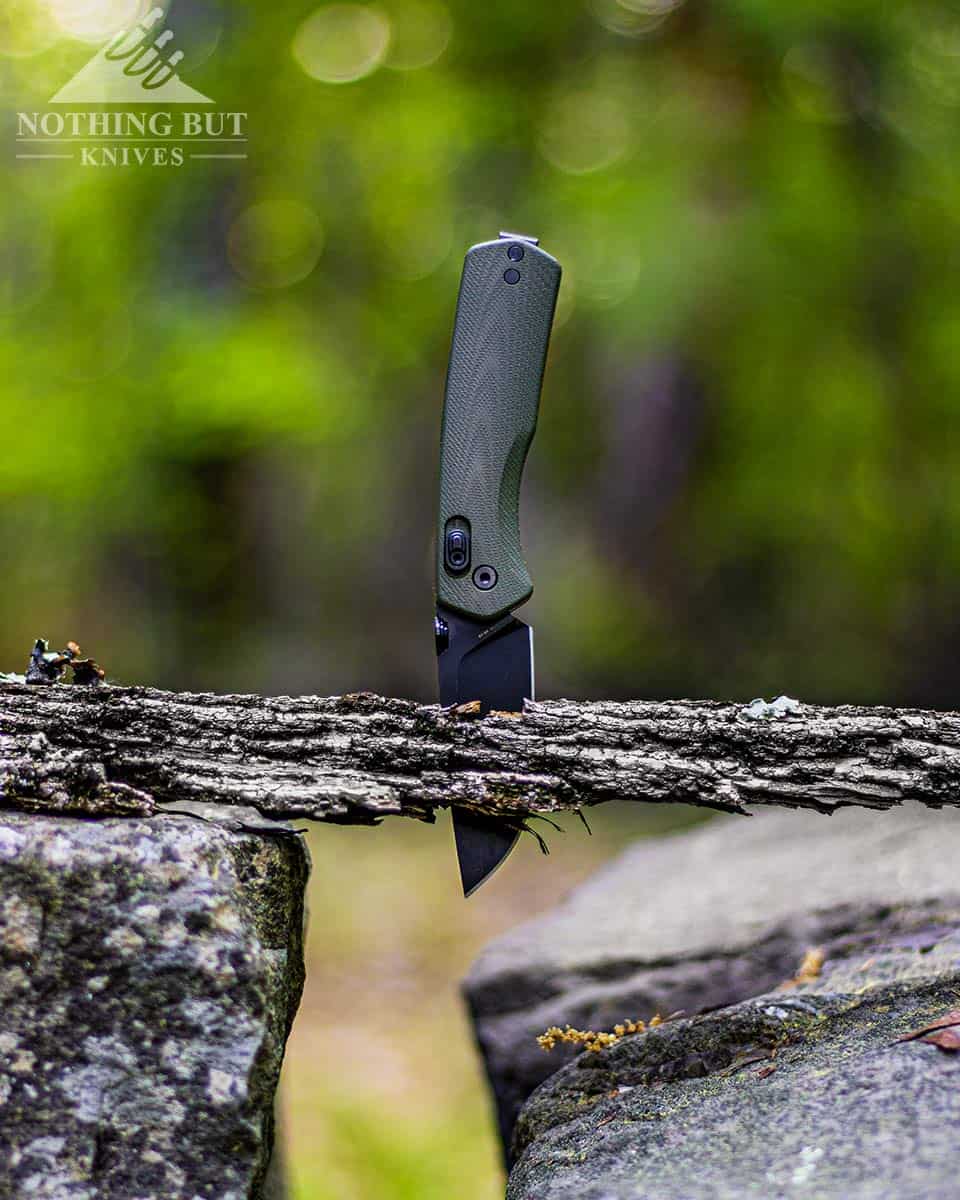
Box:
(3, 682), (960, 827)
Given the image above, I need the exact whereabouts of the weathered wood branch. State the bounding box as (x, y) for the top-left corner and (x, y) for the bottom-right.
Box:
(3, 682), (960, 826)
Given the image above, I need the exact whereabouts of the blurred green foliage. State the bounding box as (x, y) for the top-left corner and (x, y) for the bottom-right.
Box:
(4, 0), (960, 707)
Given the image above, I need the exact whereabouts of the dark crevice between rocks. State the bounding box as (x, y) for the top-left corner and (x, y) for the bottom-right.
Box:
(469, 897), (960, 1018)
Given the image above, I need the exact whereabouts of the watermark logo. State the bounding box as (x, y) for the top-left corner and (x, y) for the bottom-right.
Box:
(50, 6), (213, 104)
(16, 7), (247, 167)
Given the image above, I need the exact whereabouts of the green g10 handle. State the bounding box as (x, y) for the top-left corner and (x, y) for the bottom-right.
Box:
(436, 234), (562, 621)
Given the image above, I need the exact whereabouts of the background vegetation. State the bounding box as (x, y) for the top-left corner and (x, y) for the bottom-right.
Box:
(3, 0), (960, 1195)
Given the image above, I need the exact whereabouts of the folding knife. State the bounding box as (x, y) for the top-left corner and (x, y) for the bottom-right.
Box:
(435, 232), (562, 896)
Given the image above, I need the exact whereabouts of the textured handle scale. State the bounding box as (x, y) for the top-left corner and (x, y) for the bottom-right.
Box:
(437, 237), (561, 620)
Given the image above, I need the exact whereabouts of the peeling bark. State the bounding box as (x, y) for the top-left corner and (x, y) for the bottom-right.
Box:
(3, 682), (960, 826)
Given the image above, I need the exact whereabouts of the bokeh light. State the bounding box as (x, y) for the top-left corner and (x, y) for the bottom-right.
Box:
(292, 4), (391, 84)
(227, 199), (325, 290)
(384, 0), (451, 71)
(538, 89), (633, 174)
(376, 205), (453, 280)
(572, 240), (639, 308)
(168, 0), (223, 70)
(0, 0), (60, 57)
(45, 0), (154, 44)
(591, 0), (682, 38)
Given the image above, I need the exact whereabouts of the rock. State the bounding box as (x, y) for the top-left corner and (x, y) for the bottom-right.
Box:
(0, 809), (308, 1199)
(509, 903), (960, 1199)
(464, 803), (960, 1158)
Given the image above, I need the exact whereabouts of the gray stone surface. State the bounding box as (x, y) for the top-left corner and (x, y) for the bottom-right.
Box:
(509, 908), (960, 1199)
(465, 803), (960, 1154)
(0, 809), (308, 1199)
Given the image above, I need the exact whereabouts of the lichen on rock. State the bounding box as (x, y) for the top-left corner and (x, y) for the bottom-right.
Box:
(509, 929), (960, 1199)
(0, 809), (308, 1199)
(487, 804), (960, 1199)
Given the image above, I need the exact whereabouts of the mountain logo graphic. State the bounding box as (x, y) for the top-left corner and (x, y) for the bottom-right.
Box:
(50, 7), (214, 104)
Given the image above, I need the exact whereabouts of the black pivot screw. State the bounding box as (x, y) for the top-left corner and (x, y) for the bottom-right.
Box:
(473, 565), (498, 590)
(504, 268), (520, 284)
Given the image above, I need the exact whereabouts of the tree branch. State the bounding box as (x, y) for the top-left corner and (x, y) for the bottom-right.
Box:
(2, 682), (960, 825)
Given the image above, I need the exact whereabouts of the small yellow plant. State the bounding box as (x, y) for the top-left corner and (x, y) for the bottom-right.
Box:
(779, 946), (825, 990)
(537, 1014), (663, 1055)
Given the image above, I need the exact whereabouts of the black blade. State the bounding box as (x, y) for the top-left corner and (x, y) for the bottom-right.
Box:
(436, 605), (533, 895)
(453, 808), (521, 898)
(437, 608), (534, 714)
